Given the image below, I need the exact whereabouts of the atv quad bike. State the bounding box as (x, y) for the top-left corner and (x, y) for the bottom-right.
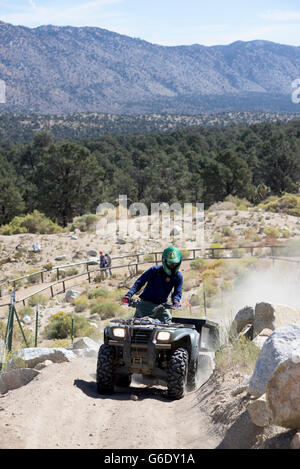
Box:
(96, 299), (219, 400)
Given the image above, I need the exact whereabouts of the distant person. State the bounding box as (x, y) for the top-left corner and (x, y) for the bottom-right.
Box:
(105, 253), (112, 277)
(99, 251), (106, 279)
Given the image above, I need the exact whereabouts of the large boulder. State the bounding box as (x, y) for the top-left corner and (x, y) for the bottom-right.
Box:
(247, 394), (272, 427)
(0, 368), (40, 394)
(266, 358), (300, 429)
(232, 306), (254, 333)
(248, 324), (300, 398)
(8, 347), (77, 369)
(67, 337), (100, 357)
(253, 302), (300, 335)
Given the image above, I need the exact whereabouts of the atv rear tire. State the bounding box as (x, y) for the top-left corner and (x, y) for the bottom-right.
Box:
(167, 347), (188, 400)
(96, 344), (115, 394)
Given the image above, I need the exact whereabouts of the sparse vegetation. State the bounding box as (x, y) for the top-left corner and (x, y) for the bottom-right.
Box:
(90, 300), (121, 320)
(215, 335), (260, 374)
(28, 293), (48, 307)
(258, 193), (300, 217)
(1, 211), (63, 235)
(44, 311), (98, 340)
(68, 213), (99, 232)
(74, 295), (89, 313)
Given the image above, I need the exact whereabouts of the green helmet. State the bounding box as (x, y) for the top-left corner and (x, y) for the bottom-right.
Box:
(162, 246), (182, 276)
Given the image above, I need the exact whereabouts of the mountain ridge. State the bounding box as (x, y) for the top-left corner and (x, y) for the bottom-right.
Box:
(0, 21), (299, 114)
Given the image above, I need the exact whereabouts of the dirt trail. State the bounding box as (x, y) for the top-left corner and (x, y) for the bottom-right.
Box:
(0, 357), (220, 449)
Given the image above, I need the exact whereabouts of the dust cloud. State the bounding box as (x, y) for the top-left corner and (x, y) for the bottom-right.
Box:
(214, 259), (300, 327)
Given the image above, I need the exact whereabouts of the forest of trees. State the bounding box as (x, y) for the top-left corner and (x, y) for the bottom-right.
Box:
(0, 119), (300, 227)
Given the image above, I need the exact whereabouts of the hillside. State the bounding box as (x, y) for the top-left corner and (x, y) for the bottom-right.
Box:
(0, 111), (300, 143)
(0, 21), (300, 114)
(0, 204), (300, 450)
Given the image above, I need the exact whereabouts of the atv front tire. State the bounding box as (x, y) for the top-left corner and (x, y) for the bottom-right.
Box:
(115, 374), (132, 387)
(96, 344), (115, 394)
(167, 347), (188, 400)
(187, 356), (198, 391)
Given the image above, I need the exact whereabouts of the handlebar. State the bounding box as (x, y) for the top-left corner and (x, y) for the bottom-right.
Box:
(124, 297), (179, 310)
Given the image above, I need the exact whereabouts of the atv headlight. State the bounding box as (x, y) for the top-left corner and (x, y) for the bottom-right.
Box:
(157, 331), (171, 342)
(113, 327), (125, 338)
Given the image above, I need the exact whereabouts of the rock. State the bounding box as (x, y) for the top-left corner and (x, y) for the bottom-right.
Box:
(15, 244), (27, 253)
(248, 324), (300, 398)
(170, 225), (182, 236)
(89, 322), (98, 329)
(116, 237), (126, 244)
(72, 348), (98, 358)
(32, 242), (41, 252)
(55, 255), (66, 261)
(87, 249), (98, 257)
(0, 368), (40, 394)
(266, 358), (300, 429)
(252, 328), (273, 349)
(87, 257), (98, 265)
(65, 289), (81, 302)
(232, 306), (254, 333)
(291, 433), (300, 449)
(70, 337), (99, 351)
(231, 377), (250, 397)
(247, 394), (272, 427)
(253, 302), (300, 335)
(22, 315), (32, 325)
(67, 337), (100, 358)
(9, 347), (77, 369)
(34, 360), (53, 370)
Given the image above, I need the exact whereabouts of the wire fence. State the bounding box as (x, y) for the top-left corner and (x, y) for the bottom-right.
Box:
(0, 243), (290, 300)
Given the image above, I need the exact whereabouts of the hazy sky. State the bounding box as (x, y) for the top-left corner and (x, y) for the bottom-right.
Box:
(1, 0), (300, 46)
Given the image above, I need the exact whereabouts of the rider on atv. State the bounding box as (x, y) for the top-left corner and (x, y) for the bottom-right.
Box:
(122, 246), (183, 324)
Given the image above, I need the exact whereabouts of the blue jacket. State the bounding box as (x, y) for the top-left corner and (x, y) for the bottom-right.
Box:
(127, 265), (183, 305)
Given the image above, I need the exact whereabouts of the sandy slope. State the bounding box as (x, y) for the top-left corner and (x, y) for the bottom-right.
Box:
(0, 357), (220, 449)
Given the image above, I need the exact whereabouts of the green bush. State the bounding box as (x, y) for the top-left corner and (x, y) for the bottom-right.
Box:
(68, 213), (99, 232)
(87, 287), (110, 299)
(18, 306), (34, 317)
(224, 195), (252, 211)
(90, 300), (120, 319)
(28, 293), (48, 307)
(74, 295), (89, 312)
(264, 226), (280, 239)
(144, 253), (154, 261)
(209, 243), (225, 258)
(190, 258), (206, 270)
(26, 269), (42, 285)
(258, 193), (300, 217)
(2, 210), (63, 235)
(44, 311), (97, 339)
